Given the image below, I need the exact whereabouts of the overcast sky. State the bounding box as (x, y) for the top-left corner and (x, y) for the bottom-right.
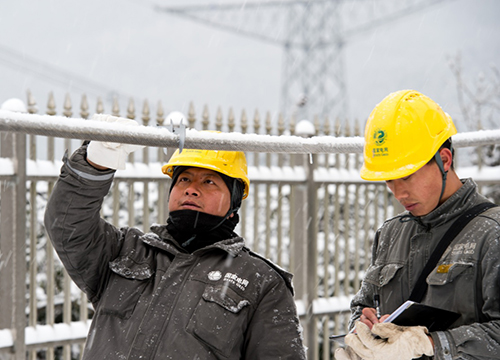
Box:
(1, 0), (499, 133)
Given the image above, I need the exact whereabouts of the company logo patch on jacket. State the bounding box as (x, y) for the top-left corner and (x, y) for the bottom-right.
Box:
(452, 241), (477, 255)
(223, 272), (249, 291)
(208, 270), (222, 281)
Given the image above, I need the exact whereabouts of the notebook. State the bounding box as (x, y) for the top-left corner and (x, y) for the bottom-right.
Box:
(330, 301), (460, 345)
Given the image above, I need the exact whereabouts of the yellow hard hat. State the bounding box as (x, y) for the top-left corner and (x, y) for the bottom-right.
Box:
(162, 148), (250, 200)
(360, 90), (457, 181)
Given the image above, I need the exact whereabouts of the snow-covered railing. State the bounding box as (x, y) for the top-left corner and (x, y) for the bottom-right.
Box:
(1, 109), (500, 153)
(1, 107), (500, 360)
(0, 296), (352, 350)
(0, 322), (90, 351)
(2, 159), (498, 185)
(0, 296), (354, 350)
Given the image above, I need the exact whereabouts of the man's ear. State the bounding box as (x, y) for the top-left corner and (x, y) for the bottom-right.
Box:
(440, 148), (453, 172)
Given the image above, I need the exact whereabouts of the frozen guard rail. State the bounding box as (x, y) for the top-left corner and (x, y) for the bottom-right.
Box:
(0, 109), (363, 153)
(2, 109), (499, 154)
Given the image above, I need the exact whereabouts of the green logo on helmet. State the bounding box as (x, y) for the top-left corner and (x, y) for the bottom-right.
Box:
(373, 129), (387, 146)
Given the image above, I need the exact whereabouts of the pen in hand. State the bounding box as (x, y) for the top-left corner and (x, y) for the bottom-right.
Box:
(373, 294), (381, 319)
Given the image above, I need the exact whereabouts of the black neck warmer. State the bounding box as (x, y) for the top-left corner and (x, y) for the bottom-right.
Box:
(166, 209), (239, 253)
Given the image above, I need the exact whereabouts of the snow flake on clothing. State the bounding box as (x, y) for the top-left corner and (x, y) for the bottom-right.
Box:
(109, 256), (153, 280)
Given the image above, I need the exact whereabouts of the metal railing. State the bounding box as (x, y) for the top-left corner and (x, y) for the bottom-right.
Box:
(1, 91), (499, 360)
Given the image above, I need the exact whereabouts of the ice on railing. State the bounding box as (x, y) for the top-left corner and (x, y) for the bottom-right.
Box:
(315, 167), (364, 183)
(0, 297), (350, 349)
(294, 296), (353, 318)
(0, 157), (14, 176)
(25, 322), (90, 346)
(0, 328), (14, 348)
(0, 321), (90, 349)
(27, 159), (63, 177)
(248, 165), (307, 182)
(458, 166), (500, 182)
(20, 158), (500, 184)
(313, 295), (352, 316)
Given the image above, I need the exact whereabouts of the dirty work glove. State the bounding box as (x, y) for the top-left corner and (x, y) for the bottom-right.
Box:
(87, 114), (144, 170)
(334, 346), (365, 360)
(345, 321), (434, 360)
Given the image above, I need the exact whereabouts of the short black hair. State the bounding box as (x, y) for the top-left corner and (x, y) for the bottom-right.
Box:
(427, 138), (454, 170)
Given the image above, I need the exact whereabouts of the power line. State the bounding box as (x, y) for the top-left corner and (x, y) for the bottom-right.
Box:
(0, 43), (134, 102)
(155, 0), (454, 127)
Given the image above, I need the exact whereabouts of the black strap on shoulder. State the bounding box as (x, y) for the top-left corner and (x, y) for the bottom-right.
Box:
(409, 202), (499, 303)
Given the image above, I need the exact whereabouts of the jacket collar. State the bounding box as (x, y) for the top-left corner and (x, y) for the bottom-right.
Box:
(416, 178), (479, 229)
(142, 224), (245, 257)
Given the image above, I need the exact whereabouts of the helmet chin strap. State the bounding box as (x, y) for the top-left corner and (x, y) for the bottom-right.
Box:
(399, 149), (451, 223)
(208, 178), (240, 232)
(434, 151), (448, 206)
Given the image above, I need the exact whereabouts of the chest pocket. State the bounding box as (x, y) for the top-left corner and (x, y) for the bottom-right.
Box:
(425, 262), (475, 325)
(98, 256), (153, 320)
(364, 263), (404, 287)
(187, 284), (251, 359)
(426, 262), (474, 286)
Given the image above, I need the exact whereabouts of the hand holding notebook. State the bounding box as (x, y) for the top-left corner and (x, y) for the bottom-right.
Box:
(330, 300), (460, 344)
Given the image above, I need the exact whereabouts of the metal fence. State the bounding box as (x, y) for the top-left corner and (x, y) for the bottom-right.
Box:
(1, 91), (499, 360)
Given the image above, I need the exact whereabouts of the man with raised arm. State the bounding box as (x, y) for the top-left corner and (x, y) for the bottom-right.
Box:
(44, 113), (306, 359)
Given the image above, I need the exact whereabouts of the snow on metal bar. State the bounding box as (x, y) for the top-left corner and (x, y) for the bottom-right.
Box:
(0, 109), (363, 154)
(0, 328), (13, 349)
(0, 321), (91, 350)
(0, 157), (15, 177)
(452, 129), (500, 148)
(0, 110), (499, 154)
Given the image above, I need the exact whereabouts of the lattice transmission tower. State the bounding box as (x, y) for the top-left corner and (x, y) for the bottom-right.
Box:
(156, 0), (449, 128)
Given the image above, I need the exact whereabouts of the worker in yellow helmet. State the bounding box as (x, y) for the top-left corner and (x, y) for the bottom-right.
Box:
(336, 90), (500, 360)
(360, 89), (458, 215)
(160, 147), (249, 251)
(45, 114), (306, 360)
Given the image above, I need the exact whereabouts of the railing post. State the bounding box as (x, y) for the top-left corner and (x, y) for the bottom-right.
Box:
(292, 119), (318, 359)
(290, 152), (307, 299)
(305, 153), (318, 360)
(0, 131), (27, 360)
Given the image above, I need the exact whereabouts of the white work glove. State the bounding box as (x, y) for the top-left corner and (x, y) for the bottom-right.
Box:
(166, 111), (186, 125)
(334, 346), (365, 360)
(345, 321), (434, 360)
(87, 114), (145, 170)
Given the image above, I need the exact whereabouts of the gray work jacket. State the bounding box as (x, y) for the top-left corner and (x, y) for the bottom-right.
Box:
(350, 178), (500, 360)
(44, 145), (306, 360)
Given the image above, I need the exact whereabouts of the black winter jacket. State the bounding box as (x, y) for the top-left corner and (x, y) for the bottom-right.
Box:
(350, 179), (500, 360)
(44, 145), (306, 360)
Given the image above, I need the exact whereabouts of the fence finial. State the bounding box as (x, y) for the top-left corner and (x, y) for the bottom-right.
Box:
(156, 101), (165, 126)
(112, 97), (120, 117)
(241, 109), (248, 134)
(253, 109), (261, 133)
(278, 113), (285, 136)
(27, 89), (38, 114)
(216, 107), (223, 131)
(188, 102), (196, 129)
(228, 108), (235, 132)
(80, 94), (89, 119)
(323, 116), (330, 136)
(127, 98), (135, 119)
(202, 105), (209, 130)
(47, 92), (56, 116)
(63, 94), (72, 118)
(265, 111), (272, 135)
(96, 97), (104, 114)
(142, 100), (150, 126)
